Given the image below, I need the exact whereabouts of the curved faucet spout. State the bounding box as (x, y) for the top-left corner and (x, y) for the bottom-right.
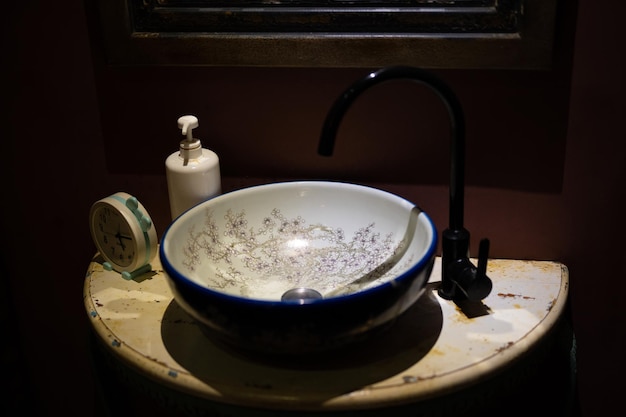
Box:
(318, 66), (492, 302)
(319, 66), (465, 232)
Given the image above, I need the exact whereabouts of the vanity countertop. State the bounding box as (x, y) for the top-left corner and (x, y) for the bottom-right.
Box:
(84, 253), (569, 415)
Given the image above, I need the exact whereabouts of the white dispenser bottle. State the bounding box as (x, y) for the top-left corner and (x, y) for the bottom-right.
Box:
(166, 115), (221, 220)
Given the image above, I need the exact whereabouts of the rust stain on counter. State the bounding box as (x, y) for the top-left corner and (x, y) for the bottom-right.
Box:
(497, 292), (535, 300)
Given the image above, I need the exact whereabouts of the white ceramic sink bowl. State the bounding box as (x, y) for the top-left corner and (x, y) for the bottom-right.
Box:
(159, 181), (437, 356)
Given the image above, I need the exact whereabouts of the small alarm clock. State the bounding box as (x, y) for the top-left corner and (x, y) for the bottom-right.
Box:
(89, 192), (157, 280)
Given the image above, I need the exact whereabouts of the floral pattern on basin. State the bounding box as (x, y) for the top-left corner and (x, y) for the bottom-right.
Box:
(181, 208), (414, 299)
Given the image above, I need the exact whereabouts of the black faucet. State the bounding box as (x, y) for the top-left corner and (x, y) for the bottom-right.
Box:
(318, 66), (492, 302)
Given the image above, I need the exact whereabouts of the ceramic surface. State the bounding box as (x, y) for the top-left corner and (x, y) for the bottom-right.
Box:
(163, 181), (436, 299)
(159, 181), (437, 354)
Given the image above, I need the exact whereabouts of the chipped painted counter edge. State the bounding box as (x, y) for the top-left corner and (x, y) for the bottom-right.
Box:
(84, 253), (569, 413)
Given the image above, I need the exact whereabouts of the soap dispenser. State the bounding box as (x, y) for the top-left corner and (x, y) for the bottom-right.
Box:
(166, 115), (221, 220)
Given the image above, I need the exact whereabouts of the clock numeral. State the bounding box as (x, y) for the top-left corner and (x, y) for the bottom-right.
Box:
(98, 208), (110, 224)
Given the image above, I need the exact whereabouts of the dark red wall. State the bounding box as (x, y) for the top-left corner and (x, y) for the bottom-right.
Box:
(2, 1), (624, 416)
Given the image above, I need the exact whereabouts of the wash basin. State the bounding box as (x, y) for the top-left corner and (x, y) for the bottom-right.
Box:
(159, 180), (437, 356)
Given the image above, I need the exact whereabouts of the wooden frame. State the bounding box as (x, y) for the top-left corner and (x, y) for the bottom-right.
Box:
(93, 0), (559, 68)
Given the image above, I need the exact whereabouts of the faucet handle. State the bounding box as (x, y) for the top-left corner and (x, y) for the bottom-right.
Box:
(477, 238), (489, 279)
(466, 238), (493, 301)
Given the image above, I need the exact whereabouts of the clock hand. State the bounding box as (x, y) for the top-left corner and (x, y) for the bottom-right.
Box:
(116, 235), (126, 251)
(114, 230), (133, 251)
(103, 230), (132, 239)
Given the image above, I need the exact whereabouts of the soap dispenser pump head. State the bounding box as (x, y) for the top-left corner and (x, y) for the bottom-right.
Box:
(177, 115), (202, 161)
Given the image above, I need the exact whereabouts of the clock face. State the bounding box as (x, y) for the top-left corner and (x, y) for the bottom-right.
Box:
(91, 204), (137, 268)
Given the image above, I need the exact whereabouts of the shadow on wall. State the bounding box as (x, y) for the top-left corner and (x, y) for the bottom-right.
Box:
(95, 67), (572, 195)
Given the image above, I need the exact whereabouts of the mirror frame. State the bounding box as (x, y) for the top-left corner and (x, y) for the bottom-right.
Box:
(93, 0), (559, 69)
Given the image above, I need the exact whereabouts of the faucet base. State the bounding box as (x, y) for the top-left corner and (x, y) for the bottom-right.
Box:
(439, 229), (492, 301)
